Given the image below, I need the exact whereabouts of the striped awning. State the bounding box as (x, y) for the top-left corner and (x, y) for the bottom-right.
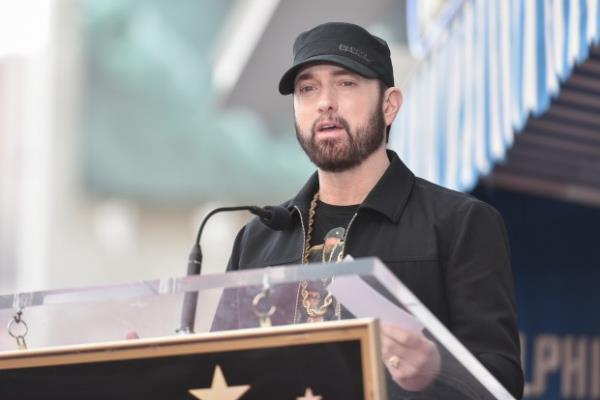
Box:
(390, 0), (600, 192)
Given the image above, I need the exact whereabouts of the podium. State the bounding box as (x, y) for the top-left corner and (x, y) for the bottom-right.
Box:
(0, 258), (515, 399)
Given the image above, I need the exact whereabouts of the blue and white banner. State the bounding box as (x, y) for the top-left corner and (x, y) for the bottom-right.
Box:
(396, 0), (600, 192)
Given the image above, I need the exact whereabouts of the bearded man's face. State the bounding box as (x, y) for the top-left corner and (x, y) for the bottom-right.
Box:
(293, 64), (386, 172)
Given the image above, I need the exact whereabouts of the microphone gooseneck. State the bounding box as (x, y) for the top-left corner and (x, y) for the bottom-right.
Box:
(178, 204), (293, 334)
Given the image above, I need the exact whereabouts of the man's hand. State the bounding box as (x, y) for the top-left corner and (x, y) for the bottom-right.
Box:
(381, 324), (441, 391)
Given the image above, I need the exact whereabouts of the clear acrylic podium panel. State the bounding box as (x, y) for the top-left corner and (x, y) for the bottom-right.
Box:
(0, 257), (515, 399)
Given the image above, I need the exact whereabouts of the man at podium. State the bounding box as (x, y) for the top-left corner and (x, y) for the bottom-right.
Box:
(218, 22), (523, 399)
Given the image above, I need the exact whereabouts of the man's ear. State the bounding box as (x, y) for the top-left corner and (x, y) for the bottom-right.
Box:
(382, 87), (403, 127)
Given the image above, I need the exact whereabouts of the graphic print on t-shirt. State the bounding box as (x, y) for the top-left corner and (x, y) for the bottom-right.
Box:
(301, 226), (347, 324)
(306, 226), (346, 263)
(295, 200), (359, 324)
(306, 200), (359, 265)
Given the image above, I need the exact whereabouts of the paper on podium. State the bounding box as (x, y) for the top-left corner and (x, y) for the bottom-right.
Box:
(328, 257), (424, 332)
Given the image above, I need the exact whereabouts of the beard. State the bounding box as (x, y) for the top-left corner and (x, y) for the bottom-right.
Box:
(294, 105), (386, 173)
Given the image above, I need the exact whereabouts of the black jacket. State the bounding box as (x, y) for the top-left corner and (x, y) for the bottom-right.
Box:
(225, 150), (524, 398)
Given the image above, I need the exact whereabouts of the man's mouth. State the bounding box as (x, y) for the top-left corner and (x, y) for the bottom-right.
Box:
(316, 121), (344, 132)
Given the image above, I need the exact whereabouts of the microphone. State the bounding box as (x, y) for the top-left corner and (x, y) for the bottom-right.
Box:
(177, 204), (292, 334)
(249, 205), (293, 231)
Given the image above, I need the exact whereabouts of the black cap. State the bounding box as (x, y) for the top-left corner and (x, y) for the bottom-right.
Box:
(279, 22), (394, 95)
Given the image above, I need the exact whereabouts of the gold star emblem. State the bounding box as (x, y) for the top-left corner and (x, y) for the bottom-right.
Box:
(297, 387), (323, 400)
(189, 365), (250, 400)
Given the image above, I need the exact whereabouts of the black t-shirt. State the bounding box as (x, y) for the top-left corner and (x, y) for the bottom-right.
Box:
(296, 200), (359, 323)
(306, 200), (359, 264)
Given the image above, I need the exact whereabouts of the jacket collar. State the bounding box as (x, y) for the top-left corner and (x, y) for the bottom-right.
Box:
(288, 170), (319, 223)
(289, 150), (415, 224)
(361, 150), (415, 223)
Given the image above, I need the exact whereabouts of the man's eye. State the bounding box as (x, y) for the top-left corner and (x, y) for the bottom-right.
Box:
(298, 85), (315, 94)
(340, 81), (357, 87)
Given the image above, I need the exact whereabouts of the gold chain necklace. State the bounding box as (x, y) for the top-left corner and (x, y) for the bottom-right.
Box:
(299, 191), (338, 320)
(303, 191), (319, 264)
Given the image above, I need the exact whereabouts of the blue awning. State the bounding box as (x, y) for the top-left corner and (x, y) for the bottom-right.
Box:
(391, 0), (600, 192)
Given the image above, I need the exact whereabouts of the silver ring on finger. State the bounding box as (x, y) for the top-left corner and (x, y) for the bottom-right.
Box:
(387, 355), (401, 369)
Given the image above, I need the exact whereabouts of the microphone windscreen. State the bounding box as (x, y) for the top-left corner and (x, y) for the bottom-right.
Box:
(261, 206), (293, 230)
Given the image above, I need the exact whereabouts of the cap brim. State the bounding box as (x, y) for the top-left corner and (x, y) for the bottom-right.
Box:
(278, 54), (379, 95)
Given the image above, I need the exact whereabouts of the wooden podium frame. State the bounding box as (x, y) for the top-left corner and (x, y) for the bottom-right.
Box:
(0, 318), (386, 399)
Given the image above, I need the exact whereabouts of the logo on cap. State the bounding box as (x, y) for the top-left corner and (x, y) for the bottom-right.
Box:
(338, 44), (371, 63)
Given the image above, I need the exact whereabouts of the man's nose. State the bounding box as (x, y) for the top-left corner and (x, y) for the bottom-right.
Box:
(317, 86), (337, 113)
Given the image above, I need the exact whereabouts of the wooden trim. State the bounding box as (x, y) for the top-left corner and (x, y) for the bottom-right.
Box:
(365, 319), (387, 400)
(0, 318), (386, 400)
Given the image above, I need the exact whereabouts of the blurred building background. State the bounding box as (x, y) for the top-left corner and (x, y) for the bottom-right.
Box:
(0, 0), (417, 294)
(0, 1), (599, 398)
